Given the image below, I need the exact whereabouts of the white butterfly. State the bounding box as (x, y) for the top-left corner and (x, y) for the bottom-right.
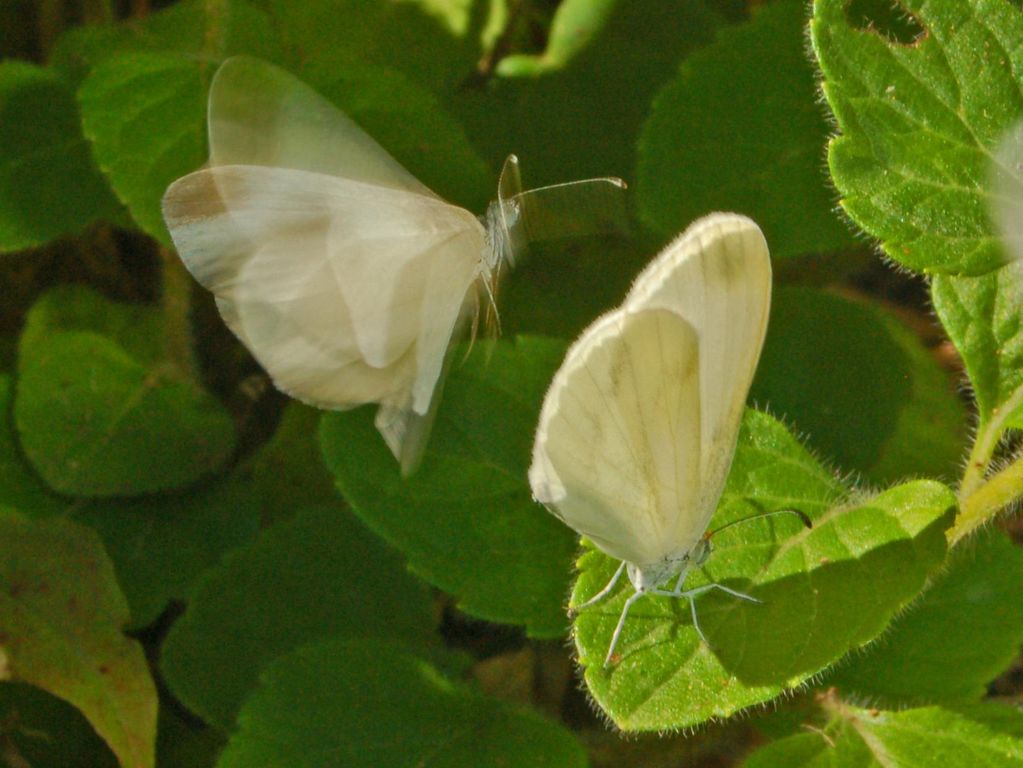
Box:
(993, 120), (1023, 263)
(529, 212), (781, 666)
(162, 56), (626, 474)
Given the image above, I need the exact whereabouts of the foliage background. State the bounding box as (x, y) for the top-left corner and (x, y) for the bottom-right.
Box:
(1, 0), (1022, 766)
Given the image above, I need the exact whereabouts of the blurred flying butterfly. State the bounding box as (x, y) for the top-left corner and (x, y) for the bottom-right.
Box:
(163, 56), (627, 474)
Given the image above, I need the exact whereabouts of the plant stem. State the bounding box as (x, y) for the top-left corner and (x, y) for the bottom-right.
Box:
(953, 452), (1023, 545)
(960, 383), (1023, 496)
(203, 0), (228, 61)
(159, 246), (198, 382)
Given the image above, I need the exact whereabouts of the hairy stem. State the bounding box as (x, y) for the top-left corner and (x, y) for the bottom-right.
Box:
(960, 383), (1023, 496)
(953, 451), (1023, 546)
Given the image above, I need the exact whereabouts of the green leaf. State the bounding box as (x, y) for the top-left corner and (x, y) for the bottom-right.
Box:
(449, 0), (722, 185)
(156, 707), (226, 768)
(71, 1), (283, 242)
(0, 682), (118, 768)
(4, 371), (258, 625)
(319, 337), (578, 638)
(15, 285), (236, 497)
(829, 529), (1023, 705)
(743, 728), (871, 768)
(498, 236), (646, 341)
(0, 511), (157, 768)
(811, 0), (1023, 275)
(638, 0), (854, 259)
(253, 0), (481, 93)
(0, 374), (63, 517)
(78, 52), (211, 244)
(932, 262), (1023, 427)
(74, 477), (260, 629)
(161, 505), (435, 729)
(248, 403), (338, 524)
(752, 287), (966, 484)
(51, 0), (283, 86)
(574, 411), (954, 731)
(745, 701), (1023, 767)
(0, 61), (120, 252)
(495, 0), (618, 76)
(300, 59), (493, 212)
(216, 638), (588, 768)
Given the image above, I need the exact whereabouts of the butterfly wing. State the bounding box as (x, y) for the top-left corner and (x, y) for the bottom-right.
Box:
(993, 121), (1023, 263)
(486, 154), (628, 269)
(625, 213), (772, 549)
(207, 56), (434, 196)
(163, 164), (484, 419)
(164, 57), (489, 472)
(529, 307), (704, 568)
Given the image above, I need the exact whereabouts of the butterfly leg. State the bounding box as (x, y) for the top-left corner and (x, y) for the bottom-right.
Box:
(604, 589), (644, 668)
(670, 565), (691, 593)
(571, 561), (626, 614)
(651, 582), (762, 647)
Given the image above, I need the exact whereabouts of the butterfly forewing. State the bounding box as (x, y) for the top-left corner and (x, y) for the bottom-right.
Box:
(531, 308), (704, 568)
(207, 56), (434, 196)
(625, 213), (772, 531)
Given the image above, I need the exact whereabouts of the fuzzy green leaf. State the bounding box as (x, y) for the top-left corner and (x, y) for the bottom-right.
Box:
(216, 638), (588, 768)
(0, 61), (119, 252)
(745, 702), (1023, 767)
(752, 287), (966, 484)
(574, 411), (954, 731)
(638, 0), (854, 259)
(829, 530), (1023, 705)
(811, 0), (1023, 275)
(15, 285), (235, 497)
(0, 511), (157, 768)
(932, 262), (1023, 427)
(319, 337), (578, 638)
(161, 505), (435, 729)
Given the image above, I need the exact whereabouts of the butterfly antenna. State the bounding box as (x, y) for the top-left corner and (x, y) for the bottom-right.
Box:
(707, 505), (812, 540)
